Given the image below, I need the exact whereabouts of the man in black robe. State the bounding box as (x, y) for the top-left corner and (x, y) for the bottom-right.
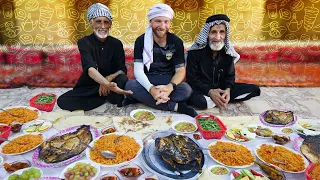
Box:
(57, 3), (132, 111)
(186, 14), (260, 109)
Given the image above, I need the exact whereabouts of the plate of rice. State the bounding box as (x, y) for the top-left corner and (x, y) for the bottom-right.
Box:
(0, 106), (41, 125)
(208, 141), (255, 168)
(0, 133), (45, 155)
(255, 143), (309, 173)
(86, 132), (143, 167)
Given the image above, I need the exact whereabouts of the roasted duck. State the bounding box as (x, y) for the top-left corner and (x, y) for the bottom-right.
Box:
(155, 134), (203, 176)
(301, 135), (320, 163)
(39, 125), (92, 163)
(263, 110), (294, 125)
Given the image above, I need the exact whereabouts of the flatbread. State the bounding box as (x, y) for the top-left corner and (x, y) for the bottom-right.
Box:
(53, 115), (112, 130)
(113, 116), (174, 134)
(217, 116), (260, 128)
(40, 109), (85, 122)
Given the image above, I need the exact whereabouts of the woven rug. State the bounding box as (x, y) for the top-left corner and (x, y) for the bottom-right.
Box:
(0, 87), (320, 119)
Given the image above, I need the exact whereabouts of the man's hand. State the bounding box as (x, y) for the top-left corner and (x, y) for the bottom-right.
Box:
(99, 82), (117, 96)
(106, 74), (115, 82)
(150, 86), (170, 105)
(208, 89), (228, 109)
(110, 86), (133, 95)
(100, 82), (132, 96)
(221, 88), (231, 106)
(154, 84), (173, 99)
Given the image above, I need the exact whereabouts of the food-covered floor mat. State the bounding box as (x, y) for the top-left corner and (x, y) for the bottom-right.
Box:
(0, 87), (319, 119)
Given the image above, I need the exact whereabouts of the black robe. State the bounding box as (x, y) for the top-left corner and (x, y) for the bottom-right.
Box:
(57, 34), (128, 111)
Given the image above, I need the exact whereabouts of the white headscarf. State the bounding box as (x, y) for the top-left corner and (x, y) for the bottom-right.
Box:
(187, 15), (240, 63)
(143, 4), (174, 71)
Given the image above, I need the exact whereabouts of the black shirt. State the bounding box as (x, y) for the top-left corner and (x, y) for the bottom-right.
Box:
(74, 33), (126, 88)
(134, 32), (185, 75)
(186, 45), (235, 95)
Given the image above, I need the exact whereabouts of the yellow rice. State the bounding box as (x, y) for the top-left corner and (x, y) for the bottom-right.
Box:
(209, 141), (255, 166)
(0, 108), (38, 124)
(2, 134), (44, 154)
(90, 134), (140, 165)
(257, 144), (305, 172)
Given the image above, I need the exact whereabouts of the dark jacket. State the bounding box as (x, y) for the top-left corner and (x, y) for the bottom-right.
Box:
(74, 34), (126, 88)
(186, 45), (235, 96)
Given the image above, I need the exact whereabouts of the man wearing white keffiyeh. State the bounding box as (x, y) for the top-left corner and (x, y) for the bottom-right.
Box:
(186, 14), (260, 110)
(57, 3), (132, 111)
(124, 4), (198, 117)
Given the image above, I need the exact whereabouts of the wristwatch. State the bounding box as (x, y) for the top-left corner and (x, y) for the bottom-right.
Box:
(170, 82), (177, 90)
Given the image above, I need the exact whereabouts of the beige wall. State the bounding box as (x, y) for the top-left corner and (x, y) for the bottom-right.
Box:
(0, 0), (319, 47)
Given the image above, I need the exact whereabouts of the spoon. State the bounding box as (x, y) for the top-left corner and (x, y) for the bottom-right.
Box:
(80, 142), (116, 159)
(272, 158), (287, 165)
(0, 137), (28, 145)
(114, 130), (131, 144)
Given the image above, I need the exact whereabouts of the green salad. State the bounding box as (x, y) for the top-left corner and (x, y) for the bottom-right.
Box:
(197, 117), (220, 131)
(134, 110), (155, 121)
(35, 94), (55, 104)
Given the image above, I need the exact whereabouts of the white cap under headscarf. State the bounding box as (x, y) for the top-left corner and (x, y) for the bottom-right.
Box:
(143, 4), (174, 71)
(187, 14), (240, 63)
(87, 3), (113, 22)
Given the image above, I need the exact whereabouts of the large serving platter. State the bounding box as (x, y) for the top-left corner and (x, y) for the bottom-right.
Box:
(32, 125), (99, 168)
(141, 130), (206, 180)
(207, 140), (255, 168)
(0, 133), (45, 155)
(86, 132), (143, 168)
(259, 109), (298, 127)
(254, 143), (309, 173)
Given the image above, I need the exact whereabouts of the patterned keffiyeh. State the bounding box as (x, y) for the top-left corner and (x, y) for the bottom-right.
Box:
(87, 3), (113, 22)
(187, 14), (240, 63)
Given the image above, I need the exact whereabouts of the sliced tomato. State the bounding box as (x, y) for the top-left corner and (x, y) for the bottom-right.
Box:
(232, 171), (240, 178)
(250, 169), (264, 177)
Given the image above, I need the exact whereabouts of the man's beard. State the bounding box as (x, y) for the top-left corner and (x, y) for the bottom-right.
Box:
(94, 29), (108, 39)
(152, 27), (168, 38)
(209, 40), (225, 51)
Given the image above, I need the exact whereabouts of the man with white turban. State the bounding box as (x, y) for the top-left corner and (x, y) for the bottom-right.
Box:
(57, 3), (132, 111)
(124, 4), (197, 117)
(186, 14), (260, 109)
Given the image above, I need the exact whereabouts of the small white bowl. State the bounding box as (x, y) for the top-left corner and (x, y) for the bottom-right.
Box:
(100, 172), (120, 180)
(208, 165), (229, 177)
(171, 120), (198, 133)
(130, 109), (156, 121)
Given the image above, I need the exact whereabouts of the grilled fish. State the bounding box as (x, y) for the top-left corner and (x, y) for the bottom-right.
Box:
(155, 134), (203, 176)
(301, 135), (320, 163)
(39, 125), (92, 163)
(263, 110), (294, 125)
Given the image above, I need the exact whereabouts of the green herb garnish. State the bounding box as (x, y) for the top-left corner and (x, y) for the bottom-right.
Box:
(198, 118), (220, 131)
(35, 95), (55, 104)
